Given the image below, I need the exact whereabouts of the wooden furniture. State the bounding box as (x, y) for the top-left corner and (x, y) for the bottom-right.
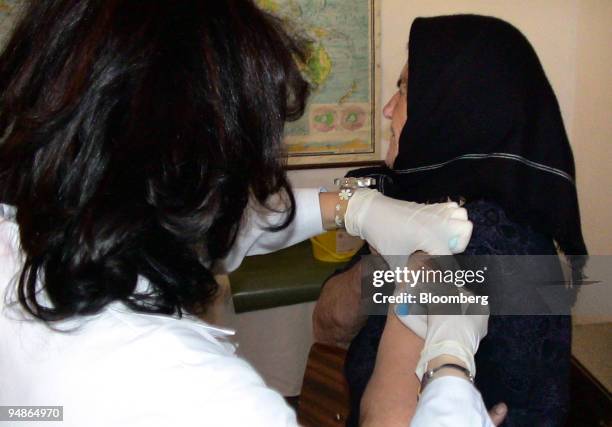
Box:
(298, 343), (351, 427)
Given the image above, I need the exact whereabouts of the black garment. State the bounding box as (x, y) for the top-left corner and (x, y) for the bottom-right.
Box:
(344, 200), (572, 427)
(338, 15), (584, 426)
(395, 15), (586, 278)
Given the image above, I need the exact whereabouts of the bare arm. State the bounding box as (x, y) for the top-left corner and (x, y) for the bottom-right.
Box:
(360, 249), (507, 427)
(360, 309), (423, 427)
(359, 253), (472, 426)
(312, 259), (367, 347)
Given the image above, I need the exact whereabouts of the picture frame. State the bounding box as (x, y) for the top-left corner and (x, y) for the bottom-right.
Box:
(282, 0), (382, 169)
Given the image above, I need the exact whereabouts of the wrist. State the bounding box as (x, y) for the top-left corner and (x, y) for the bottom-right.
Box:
(427, 354), (467, 371)
(344, 188), (379, 237)
(333, 177), (377, 232)
(334, 177), (376, 231)
(418, 357), (474, 399)
(319, 191), (345, 230)
(416, 339), (477, 380)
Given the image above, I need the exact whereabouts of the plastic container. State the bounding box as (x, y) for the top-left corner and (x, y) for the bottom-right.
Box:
(310, 230), (363, 263)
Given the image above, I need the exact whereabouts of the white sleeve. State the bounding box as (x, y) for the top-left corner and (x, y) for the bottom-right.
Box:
(411, 376), (494, 427)
(218, 188), (325, 273)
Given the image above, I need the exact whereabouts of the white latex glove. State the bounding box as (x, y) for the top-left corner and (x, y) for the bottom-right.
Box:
(344, 189), (472, 267)
(394, 305), (486, 375)
(411, 376), (496, 427)
(388, 250), (486, 381)
(346, 189), (482, 376)
(395, 302), (487, 378)
(413, 313), (488, 380)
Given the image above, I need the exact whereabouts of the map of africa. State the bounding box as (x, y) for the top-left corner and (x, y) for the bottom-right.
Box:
(257, 0), (378, 166)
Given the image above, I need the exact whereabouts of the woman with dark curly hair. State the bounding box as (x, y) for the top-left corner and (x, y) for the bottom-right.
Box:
(0, 1), (473, 426)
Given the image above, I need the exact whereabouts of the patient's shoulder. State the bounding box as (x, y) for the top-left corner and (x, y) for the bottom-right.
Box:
(464, 199), (556, 255)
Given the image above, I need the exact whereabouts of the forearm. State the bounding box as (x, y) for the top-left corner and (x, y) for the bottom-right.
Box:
(312, 260), (366, 346)
(219, 188), (328, 272)
(360, 311), (423, 427)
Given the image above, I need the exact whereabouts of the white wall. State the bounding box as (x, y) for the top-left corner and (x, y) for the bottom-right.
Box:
(289, 0), (612, 255)
(571, 0), (612, 255)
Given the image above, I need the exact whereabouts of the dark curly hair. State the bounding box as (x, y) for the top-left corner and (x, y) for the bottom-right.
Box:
(0, 0), (310, 321)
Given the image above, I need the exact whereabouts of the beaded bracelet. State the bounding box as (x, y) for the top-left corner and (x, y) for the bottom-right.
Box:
(333, 177), (377, 229)
(333, 188), (353, 228)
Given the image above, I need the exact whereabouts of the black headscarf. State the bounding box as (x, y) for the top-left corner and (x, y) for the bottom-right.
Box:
(352, 15), (587, 276)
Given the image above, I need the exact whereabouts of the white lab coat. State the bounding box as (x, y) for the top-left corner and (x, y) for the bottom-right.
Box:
(0, 189), (492, 427)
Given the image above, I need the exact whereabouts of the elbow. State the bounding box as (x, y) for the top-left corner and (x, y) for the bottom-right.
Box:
(312, 302), (338, 345)
(312, 261), (365, 346)
(312, 296), (359, 347)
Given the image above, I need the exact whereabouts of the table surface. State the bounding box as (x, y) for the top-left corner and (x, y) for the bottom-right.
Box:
(229, 240), (348, 313)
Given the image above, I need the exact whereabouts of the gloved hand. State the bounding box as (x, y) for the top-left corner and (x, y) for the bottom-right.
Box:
(345, 188), (482, 376)
(394, 258), (488, 378)
(384, 247), (486, 382)
(344, 189), (472, 266)
(414, 312), (488, 379)
(395, 304), (487, 378)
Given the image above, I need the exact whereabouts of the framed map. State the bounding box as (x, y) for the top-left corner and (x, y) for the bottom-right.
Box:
(258, 0), (381, 168)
